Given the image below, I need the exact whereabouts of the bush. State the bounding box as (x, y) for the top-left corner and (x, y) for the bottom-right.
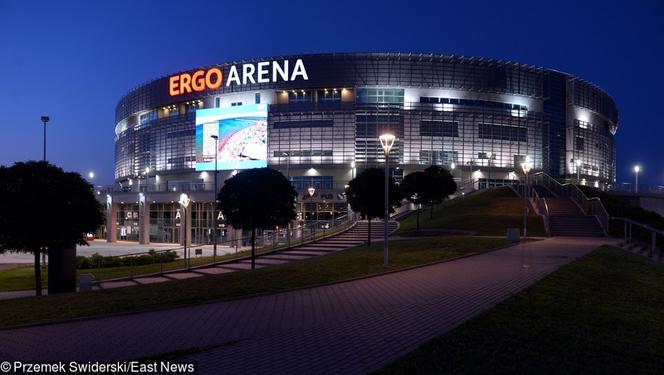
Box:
(75, 250), (180, 269)
(76, 256), (93, 269)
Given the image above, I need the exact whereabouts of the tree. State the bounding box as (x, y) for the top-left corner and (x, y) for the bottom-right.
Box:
(218, 168), (296, 269)
(423, 165), (457, 218)
(0, 161), (104, 296)
(345, 168), (402, 246)
(400, 171), (430, 232)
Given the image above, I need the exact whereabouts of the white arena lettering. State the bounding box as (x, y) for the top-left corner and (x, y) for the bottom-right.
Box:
(225, 59), (308, 87)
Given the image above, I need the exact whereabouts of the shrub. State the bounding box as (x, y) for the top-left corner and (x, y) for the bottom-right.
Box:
(74, 250), (180, 269)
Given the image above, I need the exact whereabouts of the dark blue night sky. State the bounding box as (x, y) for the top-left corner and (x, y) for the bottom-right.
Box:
(0, 0), (662, 187)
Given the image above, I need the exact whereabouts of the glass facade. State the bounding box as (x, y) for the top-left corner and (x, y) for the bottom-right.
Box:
(115, 53), (617, 186)
(109, 53), (619, 243)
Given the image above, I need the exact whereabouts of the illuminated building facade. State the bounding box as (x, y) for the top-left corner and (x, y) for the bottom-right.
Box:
(107, 53), (618, 244)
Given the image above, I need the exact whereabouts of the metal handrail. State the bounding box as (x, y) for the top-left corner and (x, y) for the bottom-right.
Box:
(84, 214), (357, 283)
(612, 216), (663, 257)
(530, 172), (610, 235)
(527, 184), (550, 235)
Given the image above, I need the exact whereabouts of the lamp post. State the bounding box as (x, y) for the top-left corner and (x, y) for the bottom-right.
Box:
(211, 135), (219, 261)
(284, 151), (291, 180)
(40, 116), (49, 161)
(486, 152), (492, 188)
(379, 133), (396, 267)
(179, 193), (190, 269)
(634, 165), (641, 193)
(308, 186), (316, 237)
(40, 115), (50, 267)
(521, 156), (532, 237)
(575, 159), (582, 184)
(351, 161), (356, 180)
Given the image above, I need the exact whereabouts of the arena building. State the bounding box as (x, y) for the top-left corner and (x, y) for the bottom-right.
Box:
(105, 52), (618, 244)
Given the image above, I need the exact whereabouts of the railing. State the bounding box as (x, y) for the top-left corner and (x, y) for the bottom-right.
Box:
(612, 217), (664, 257)
(526, 183), (550, 236)
(81, 214), (356, 284)
(530, 172), (610, 235)
(455, 178), (480, 195)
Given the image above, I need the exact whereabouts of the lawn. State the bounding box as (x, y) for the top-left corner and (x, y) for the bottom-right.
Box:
(0, 239), (315, 292)
(0, 253), (244, 292)
(380, 246), (664, 374)
(0, 221), (355, 293)
(0, 236), (512, 328)
(398, 186), (546, 236)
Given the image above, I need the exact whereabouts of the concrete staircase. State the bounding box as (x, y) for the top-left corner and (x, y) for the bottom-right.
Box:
(533, 185), (555, 198)
(96, 220), (399, 290)
(618, 241), (664, 263)
(536, 185), (605, 237)
(225, 220), (398, 268)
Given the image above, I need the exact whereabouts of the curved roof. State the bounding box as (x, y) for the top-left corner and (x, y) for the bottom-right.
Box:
(115, 52), (618, 124)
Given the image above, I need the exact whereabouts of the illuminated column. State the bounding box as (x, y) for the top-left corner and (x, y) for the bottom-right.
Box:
(106, 195), (118, 243)
(179, 200), (192, 246)
(138, 193), (151, 245)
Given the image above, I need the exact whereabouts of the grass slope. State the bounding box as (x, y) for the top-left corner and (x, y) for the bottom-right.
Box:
(0, 225), (353, 293)
(0, 252), (248, 293)
(399, 186), (545, 236)
(0, 236), (511, 328)
(380, 246), (664, 374)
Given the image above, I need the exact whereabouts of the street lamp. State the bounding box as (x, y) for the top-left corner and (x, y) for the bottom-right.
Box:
(521, 156), (533, 237)
(575, 159), (582, 184)
(284, 151), (291, 180)
(179, 193), (191, 269)
(308, 186), (316, 237)
(486, 152), (493, 188)
(350, 161), (356, 180)
(634, 165), (641, 193)
(40, 115), (50, 267)
(379, 133), (396, 267)
(211, 134), (219, 261)
(40, 116), (49, 162)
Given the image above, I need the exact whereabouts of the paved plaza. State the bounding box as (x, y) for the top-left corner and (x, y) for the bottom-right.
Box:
(0, 237), (616, 374)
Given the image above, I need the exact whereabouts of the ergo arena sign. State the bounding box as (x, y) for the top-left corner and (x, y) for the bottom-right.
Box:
(169, 59), (309, 96)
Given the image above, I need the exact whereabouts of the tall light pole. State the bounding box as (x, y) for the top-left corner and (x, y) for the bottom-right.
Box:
(351, 161), (356, 180)
(521, 156), (532, 237)
(575, 159), (582, 184)
(486, 152), (493, 188)
(634, 165), (641, 193)
(285, 151), (291, 180)
(40, 115), (50, 267)
(308, 186), (316, 237)
(41, 116), (49, 162)
(379, 133), (396, 267)
(211, 135), (219, 261)
(179, 193), (190, 269)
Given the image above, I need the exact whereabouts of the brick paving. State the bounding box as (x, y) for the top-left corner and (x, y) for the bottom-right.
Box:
(0, 237), (615, 374)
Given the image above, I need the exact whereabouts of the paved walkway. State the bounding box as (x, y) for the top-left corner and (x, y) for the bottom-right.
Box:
(0, 237), (616, 374)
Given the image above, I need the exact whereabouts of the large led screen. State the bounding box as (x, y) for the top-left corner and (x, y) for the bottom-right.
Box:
(195, 104), (268, 171)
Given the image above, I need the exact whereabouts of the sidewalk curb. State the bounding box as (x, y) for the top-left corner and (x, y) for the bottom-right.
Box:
(0, 237), (538, 331)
